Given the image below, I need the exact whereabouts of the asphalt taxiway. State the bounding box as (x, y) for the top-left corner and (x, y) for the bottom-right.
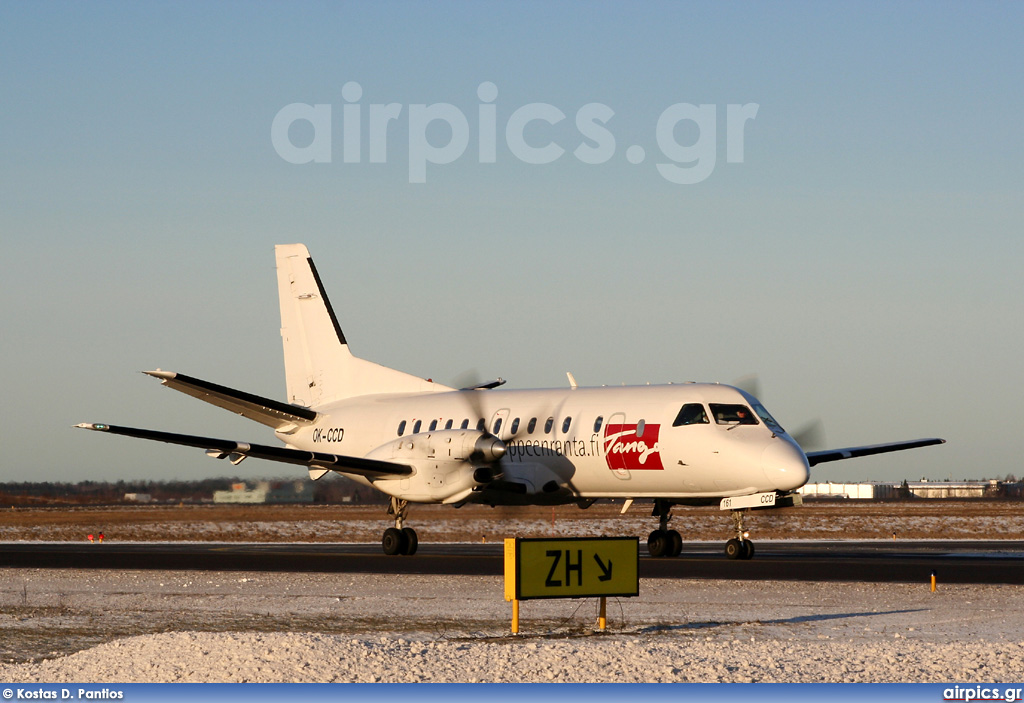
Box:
(1, 540), (1022, 583)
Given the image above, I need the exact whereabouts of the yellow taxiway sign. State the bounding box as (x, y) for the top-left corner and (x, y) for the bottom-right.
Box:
(504, 537), (639, 601)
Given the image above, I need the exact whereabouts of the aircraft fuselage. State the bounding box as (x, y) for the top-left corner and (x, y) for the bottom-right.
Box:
(279, 382), (810, 506)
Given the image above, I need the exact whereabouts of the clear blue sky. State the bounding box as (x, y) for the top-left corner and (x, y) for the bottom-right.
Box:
(2, 1), (1021, 483)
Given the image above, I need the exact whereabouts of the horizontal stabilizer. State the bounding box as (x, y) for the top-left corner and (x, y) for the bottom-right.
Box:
(806, 438), (945, 467)
(145, 370), (317, 431)
(74, 423), (413, 478)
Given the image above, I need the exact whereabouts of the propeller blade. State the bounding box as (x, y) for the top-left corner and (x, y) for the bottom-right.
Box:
(450, 370), (487, 431)
(451, 369), (506, 433)
(447, 370), (512, 484)
(452, 368), (482, 391)
(792, 419), (826, 452)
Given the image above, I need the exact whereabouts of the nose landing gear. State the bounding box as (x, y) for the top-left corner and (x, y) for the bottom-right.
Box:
(725, 509), (754, 560)
(647, 499), (683, 557)
(382, 497), (419, 555)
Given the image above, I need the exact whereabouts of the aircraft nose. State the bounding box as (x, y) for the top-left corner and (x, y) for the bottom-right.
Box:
(761, 439), (810, 492)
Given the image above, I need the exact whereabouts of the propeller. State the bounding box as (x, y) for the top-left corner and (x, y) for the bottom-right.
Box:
(790, 418), (826, 452)
(450, 369), (508, 482)
(452, 369), (493, 429)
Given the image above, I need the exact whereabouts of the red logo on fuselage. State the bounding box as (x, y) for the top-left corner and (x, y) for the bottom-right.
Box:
(604, 424), (664, 471)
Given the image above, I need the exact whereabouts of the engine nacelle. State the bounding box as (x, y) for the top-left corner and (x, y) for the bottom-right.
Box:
(499, 462), (569, 496)
(365, 429), (506, 503)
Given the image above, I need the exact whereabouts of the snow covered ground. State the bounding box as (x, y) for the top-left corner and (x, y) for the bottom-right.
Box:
(1, 568), (1022, 682)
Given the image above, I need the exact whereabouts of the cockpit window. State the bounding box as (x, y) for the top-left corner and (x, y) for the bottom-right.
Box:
(673, 403), (709, 426)
(752, 402), (785, 433)
(710, 403), (759, 425)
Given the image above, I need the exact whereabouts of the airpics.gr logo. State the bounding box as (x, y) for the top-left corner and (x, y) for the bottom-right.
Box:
(603, 424), (664, 471)
(271, 82), (758, 184)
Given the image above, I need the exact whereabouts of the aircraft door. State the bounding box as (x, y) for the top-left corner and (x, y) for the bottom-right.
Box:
(604, 412), (630, 479)
(489, 408), (510, 440)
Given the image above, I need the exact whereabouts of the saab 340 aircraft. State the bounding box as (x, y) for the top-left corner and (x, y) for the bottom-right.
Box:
(78, 244), (944, 559)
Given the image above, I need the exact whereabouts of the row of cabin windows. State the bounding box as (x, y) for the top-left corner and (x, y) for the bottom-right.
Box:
(395, 415), (641, 438)
(395, 402), (766, 438)
(397, 415), (573, 438)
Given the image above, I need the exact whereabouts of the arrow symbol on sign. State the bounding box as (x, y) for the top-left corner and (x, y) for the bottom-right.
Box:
(594, 554), (613, 581)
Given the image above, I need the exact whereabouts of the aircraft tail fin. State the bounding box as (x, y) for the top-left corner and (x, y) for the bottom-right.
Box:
(275, 244), (448, 406)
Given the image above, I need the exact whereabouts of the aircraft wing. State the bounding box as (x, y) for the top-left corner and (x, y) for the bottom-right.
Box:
(74, 423), (413, 478)
(805, 438), (945, 467)
(144, 370), (317, 431)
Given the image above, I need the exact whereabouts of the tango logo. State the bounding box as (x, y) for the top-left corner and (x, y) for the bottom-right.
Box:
(603, 423), (664, 471)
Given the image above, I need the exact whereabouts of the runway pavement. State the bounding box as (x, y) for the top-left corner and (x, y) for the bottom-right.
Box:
(1, 540), (1022, 583)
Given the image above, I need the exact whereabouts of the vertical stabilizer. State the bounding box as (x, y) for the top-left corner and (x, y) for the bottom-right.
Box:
(275, 244), (447, 406)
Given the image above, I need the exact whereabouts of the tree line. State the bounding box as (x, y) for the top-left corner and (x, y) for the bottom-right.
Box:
(0, 474), (386, 506)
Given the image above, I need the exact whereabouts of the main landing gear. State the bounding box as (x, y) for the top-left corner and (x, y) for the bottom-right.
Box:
(725, 509), (754, 560)
(646, 499), (683, 557)
(382, 497), (418, 555)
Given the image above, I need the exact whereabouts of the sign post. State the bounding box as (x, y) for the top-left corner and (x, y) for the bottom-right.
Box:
(504, 537), (639, 633)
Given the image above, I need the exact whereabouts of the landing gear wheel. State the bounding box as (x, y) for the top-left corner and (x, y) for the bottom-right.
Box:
(725, 508), (757, 560)
(382, 527), (404, 555)
(648, 500), (681, 558)
(383, 498), (417, 556)
(647, 530), (668, 557)
(667, 529), (683, 557)
(401, 527), (419, 556)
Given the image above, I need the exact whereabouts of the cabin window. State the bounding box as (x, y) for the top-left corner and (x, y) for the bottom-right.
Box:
(413, 420), (422, 434)
(510, 417), (520, 435)
(460, 419), (469, 430)
(594, 416), (603, 433)
(673, 403), (709, 426)
(710, 403), (759, 425)
(493, 417), (503, 434)
(562, 417), (572, 434)
(544, 417), (554, 433)
(429, 419), (438, 431)
(397, 420), (407, 436)
(636, 419), (646, 438)
(476, 419), (486, 431)
(527, 418), (537, 434)
(445, 419), (453, 430)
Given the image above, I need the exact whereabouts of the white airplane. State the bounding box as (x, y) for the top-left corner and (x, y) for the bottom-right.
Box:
(77, 244), (945, 559)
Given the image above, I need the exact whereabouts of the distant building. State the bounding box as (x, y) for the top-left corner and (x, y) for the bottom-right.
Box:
(907, 479), (1000, 499)
(212, 480), (315, 504)
(799, 479), (1011, 500)
(123, 493), (153, 503)
(798, 482), (895, 500)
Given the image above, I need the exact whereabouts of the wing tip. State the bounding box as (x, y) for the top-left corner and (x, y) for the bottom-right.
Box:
(144, 369), (176, 381)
